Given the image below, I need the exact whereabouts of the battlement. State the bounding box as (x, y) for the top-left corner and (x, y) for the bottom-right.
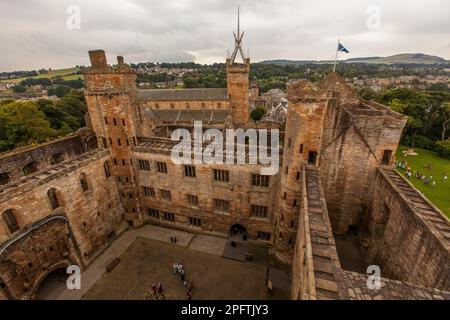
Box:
(287, 81), (335, 103)
(0, 149), (108, 202)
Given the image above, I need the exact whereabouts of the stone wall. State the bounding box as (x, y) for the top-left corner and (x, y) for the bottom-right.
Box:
(0, 132), (97, 184)
(132, 149), (278, 242)
(275, 82), (332, 263)
(320, 104), (406, 234)
(363, 168), (450, 290)
(0, 150), (125, 299)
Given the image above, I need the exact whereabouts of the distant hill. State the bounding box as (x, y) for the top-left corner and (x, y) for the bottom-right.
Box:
(0, 67), (82, 84)
(260, 53), (449, 66)
(346, 53), (448, 65)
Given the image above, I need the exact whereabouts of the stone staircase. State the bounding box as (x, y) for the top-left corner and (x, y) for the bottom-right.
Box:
(381, 168), (450, 248)
(305, 167), (341, 299)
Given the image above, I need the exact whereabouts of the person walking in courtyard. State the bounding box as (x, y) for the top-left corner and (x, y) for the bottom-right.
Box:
(151, 283), (157, 295)
(187, 289), (192, 300)
(181, 269), (185, 281)
(158, 283), (163, 294)
(183, 280), (187, 288)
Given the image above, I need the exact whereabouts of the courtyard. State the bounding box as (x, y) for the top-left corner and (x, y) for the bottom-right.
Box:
(44, 224), (290, 300)
(83, 236), (286, 300)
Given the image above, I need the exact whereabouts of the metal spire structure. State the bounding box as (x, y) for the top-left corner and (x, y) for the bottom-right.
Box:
(229, 6), (246, 64)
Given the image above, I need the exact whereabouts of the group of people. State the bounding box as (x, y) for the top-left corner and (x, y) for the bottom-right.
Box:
(395, 160), (448, 188)
(171, 262), (194, 300)
(144, 282), (165, 300)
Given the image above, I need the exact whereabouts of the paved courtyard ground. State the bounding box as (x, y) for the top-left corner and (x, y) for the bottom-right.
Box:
(83, 237), (287, 300)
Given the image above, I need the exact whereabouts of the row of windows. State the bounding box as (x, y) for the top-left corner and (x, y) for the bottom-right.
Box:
(146, 208), (271, 239)
(102, 136), (136, 148)
(141, 187), (268, 217)
(104, 117), (127, 127)
(137, 162), (270, 187)
(152, 102), (222, 109)
(1, 153), (67, 185)
(1, 175), (92, 234)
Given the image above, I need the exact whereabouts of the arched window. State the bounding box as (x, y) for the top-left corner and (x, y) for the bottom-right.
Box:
(0, 172), (10, 185)
(2, 209), (19, 233)
(104, 161), (112, 178)
(47, 188), (60, 209)
(22, 162), (38, 176)
(50, 153), (65, 165)
(170, 103), (174, 109)
(80, 173), (89, 191)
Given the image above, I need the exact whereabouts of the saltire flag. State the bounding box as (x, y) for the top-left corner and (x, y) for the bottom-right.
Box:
(338, 42), (349, 53)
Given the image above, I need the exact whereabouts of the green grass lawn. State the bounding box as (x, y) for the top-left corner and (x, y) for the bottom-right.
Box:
(396, 146), (450, 218)
(0, 67), (81, 84)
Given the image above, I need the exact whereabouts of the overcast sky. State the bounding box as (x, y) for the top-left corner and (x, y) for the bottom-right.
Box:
(0, 0), (449, 71)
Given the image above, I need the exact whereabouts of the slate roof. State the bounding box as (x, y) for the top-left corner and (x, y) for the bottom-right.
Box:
(146, 109), (229, 122)
(137, 88), (228, 101)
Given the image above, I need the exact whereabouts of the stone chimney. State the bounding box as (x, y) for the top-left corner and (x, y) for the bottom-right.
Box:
(117, 56), (124, 67)
(88, 50), (107, 68)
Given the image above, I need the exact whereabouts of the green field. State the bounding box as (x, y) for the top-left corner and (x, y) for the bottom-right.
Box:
(396, 146), (450, 218)
(1, 67), (82, 83)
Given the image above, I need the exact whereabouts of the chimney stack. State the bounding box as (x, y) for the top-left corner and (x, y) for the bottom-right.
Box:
(117, 56), (124, 67)
(88, 50), (107, 68)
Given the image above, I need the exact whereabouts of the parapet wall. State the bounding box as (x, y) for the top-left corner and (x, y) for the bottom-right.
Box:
(363, 168), (450, 290)
(291, 166), (343, 299)
(0, 132), (97, 184)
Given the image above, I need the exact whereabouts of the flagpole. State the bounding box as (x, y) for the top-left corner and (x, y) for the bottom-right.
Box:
(333, 39), (339, 72)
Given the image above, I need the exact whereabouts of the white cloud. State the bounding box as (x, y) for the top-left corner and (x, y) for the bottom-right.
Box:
(0, 0), (449, 71)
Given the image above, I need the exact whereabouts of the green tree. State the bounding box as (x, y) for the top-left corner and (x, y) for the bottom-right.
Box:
(250, 107), (265, 121)
(0, 101), (57, 151)
(12, 85), (26, 93)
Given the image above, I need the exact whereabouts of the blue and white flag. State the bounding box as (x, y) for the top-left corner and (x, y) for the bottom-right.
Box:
(338, 42), (349, 53)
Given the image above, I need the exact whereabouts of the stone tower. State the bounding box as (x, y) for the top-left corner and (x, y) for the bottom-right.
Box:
(274, 81), (333, 263)
(83, 50), (141, 223)
(226, 7), (250, 125)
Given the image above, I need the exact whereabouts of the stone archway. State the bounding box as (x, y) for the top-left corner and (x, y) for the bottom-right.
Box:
(230, 224), (248, 241)
(33, 264), (69, 300)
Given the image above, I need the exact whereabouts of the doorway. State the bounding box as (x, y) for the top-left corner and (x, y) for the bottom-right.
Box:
(230, 224), (248, 241)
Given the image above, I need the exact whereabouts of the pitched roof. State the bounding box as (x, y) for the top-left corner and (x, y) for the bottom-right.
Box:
(146, 109), (229, 122)
(137, 88), (228, 101)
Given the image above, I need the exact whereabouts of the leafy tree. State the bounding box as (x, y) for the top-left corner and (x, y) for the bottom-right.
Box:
(0, 101), (57, 151)
(47, 85), (71, 98)
(12, 85), (26, 93)
(250, 107), (265, 121)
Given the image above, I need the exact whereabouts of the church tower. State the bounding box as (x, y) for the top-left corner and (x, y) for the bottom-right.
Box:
(226, 7), (250, 125)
